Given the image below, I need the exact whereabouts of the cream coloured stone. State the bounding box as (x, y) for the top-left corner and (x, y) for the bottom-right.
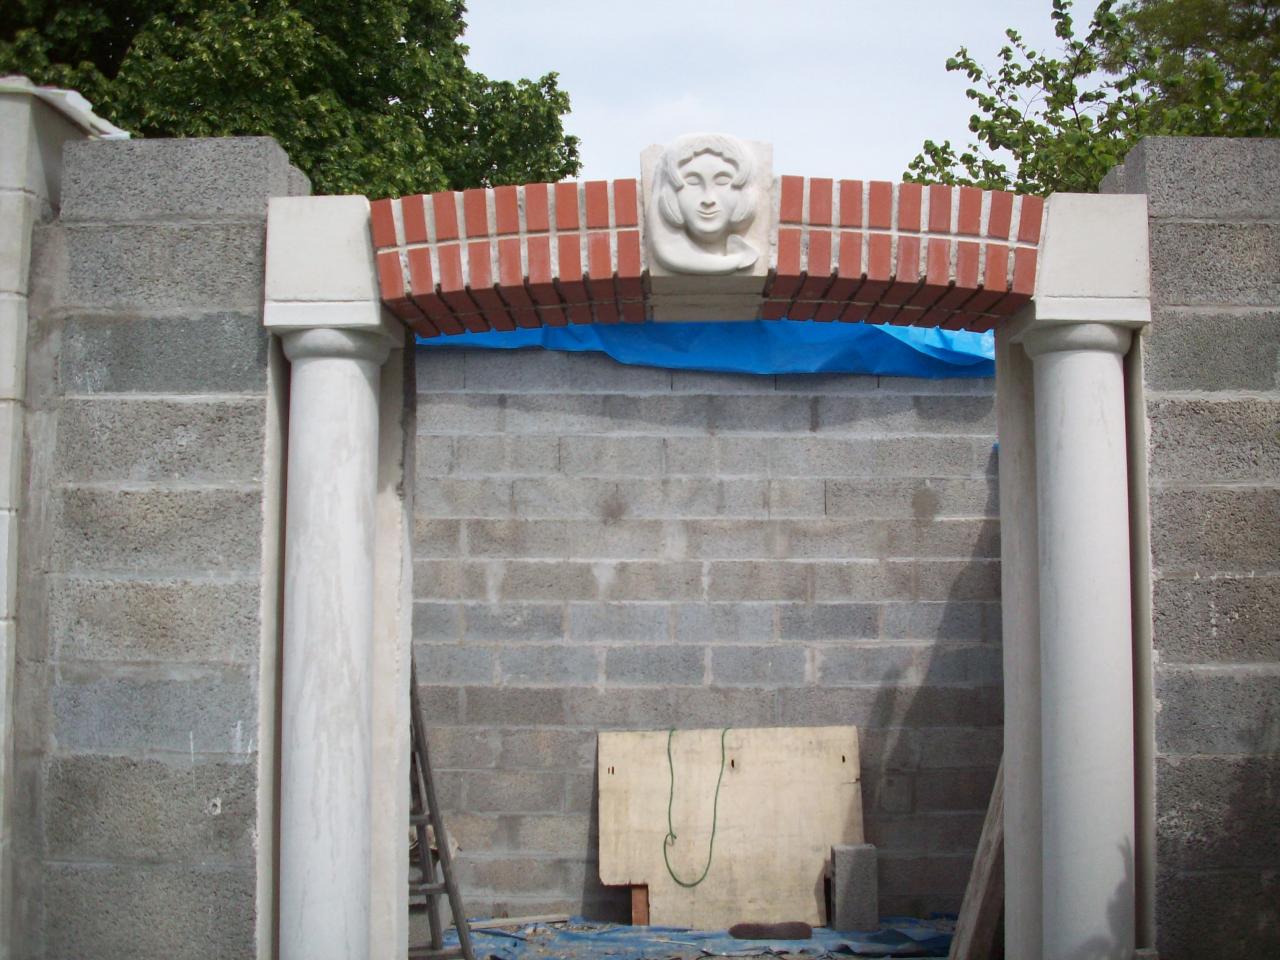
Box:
(0, 401), (20, 510)
(642, 134), (772, 322)
(0, 193), (35, 297)
(0, 298), (26, 402)
(1031, 193), (1151, 326)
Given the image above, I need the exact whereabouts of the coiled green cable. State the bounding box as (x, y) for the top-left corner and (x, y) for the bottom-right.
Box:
(663, 727), (730, 888)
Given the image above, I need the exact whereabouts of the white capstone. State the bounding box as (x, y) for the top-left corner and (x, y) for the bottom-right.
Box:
(1031, 193), (1151, 326)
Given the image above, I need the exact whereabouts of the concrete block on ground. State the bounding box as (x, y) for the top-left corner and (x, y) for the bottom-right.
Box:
(1143, 307), (1280, 392)
(63, 221), (268, 311)
(831, 843), (879, 932)
(61, 136), (302, 222)
(1109, 137), (1280, 219)
(43, 862), (255, 960)
(51, 486), (263, 574)
(60, 313), (268, 395)
(54, 397), (266, 483)
(43, 754), (256, 864)
(50, 575), (259, 663)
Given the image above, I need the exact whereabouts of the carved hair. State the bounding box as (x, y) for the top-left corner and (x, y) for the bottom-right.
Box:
(655, 133), (756, 230)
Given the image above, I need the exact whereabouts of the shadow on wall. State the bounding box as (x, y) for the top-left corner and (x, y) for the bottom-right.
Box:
(866, 441), (1002, 918)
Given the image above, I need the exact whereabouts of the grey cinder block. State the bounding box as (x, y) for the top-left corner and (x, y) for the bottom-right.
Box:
(60, 313), (268, 395)
(1147, 397), (1280, 484)
(51, 486), (263, 574)
(831, 843), (878, 932)
(1148, 220), (1280, 306)
(63, 222), (268, 311)
(61, 137), (301, 222)
(55, 396), (266, 483)
(44, 754), (256, 864)
(499, 645), (599, 686)
(50, 576), (259, 663)
(51, 667), (257, 754)
(1150, 487), (1279, 572)
(1153, 575), (1280, 663)
(1108, 137), (1280, 219)
(710, 644), (807, 685)
(1143, 307), (1280, 393)
(413, 642), (496, 685)
(1156, 665), (1280, 756)
(44, 862), (255, 960)
(605, 645), (705, 686)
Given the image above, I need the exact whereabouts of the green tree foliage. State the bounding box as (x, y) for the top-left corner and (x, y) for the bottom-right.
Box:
(905, 0), (1280, 194)
(0, 1), (582, 197)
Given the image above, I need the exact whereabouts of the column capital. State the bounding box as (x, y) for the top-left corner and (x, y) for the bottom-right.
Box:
(281, 326), (393, 365)
(265, 194), (405, 345)
(1018, 192), (1152, 335)
(1022, 321), (1133, 359)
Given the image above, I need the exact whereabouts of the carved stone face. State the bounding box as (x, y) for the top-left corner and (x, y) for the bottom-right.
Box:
(675, 151), (740, 247)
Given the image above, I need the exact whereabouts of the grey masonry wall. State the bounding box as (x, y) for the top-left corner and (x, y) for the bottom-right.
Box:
(1104, 137), (1280, 957)
(12, 138), (303, 959)
(412, 351), (1003, 920)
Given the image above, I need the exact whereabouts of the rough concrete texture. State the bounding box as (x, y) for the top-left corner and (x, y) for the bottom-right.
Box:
(831, 843), (879, 932)
(10, 136), (300, 958)
(61, 137), (306, 222)
(1106, 136), (1280, 958)
(414, 348), (1001, 919)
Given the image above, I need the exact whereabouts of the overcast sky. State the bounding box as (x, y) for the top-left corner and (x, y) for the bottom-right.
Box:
(461, 0), (1101, 183)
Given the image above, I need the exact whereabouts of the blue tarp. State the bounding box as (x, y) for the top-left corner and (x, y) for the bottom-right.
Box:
(439, 917), (955, 959)
(416, 320), (993, 379)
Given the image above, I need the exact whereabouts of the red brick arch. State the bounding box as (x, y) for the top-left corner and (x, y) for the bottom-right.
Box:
(370, 176), (1042, 337)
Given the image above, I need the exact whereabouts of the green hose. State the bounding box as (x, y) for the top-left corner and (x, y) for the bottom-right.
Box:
(662, 727), (729, 889)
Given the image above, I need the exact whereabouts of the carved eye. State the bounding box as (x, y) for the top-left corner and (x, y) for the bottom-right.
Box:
(714, 173), (733, 185)
(683, 174), (702, 187)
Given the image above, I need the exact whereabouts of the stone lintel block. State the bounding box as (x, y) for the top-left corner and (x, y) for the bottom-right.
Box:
(1109, 137), (1280, 220)
(62, 136), (307, 222)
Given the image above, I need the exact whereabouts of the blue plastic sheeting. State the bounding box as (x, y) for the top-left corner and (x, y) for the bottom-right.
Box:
(416, 320), (994, 379)
(439, 917), (955, 959)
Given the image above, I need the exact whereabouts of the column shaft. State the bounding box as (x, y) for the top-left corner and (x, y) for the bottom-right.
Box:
(278, 327), (390, 960)
(1025, 322), (1136, 960)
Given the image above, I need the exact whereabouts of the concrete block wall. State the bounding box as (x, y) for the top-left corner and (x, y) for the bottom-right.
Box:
(413, 351), (1002, 920)
(1105, 137), (1280, 957)
(11, 137), (304, 959)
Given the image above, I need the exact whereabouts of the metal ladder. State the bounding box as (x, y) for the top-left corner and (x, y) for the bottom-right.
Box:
(409, 656), (476, 960)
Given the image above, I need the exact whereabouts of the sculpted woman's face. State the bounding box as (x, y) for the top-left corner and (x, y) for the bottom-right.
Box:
(675, 151), (739, 246)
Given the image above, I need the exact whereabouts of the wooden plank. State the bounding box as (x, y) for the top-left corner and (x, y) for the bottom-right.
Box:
(631, 885), (650, 926)
(949, 758), (1004, 960)
(598, 726), (863, 929)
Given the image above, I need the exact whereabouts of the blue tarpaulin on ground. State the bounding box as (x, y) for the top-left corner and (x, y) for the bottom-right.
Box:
(438, 917), (955, 959)
(416, 320), (994, 379)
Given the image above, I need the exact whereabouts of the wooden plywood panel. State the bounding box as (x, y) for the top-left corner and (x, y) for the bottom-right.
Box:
(598, 726), (863, 929)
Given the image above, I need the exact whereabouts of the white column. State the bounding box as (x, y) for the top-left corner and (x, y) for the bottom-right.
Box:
(277, 327), (390, 960)
(994, 324), (1041, 959)
(1024, 321), (1135, 960)
(265, 194), (407, 960)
